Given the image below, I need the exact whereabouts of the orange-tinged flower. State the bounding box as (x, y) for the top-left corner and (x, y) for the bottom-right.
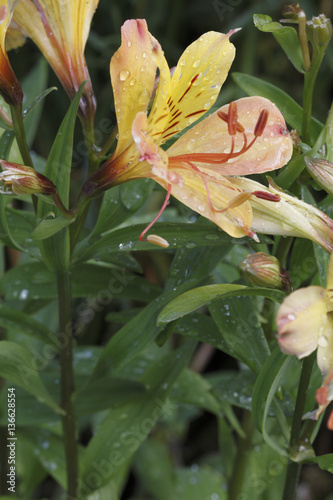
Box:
(83, 19), (293, 245)
(9, 0), (98, 122)
(0, 0), (22, 105)
(277, 253), (333, 428)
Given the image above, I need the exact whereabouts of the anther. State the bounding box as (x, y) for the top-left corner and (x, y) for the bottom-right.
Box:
(227, 101), (238, 136)
(253, 191), (280, 202)
(147, 234), (169, 248)
(217, 109), (244, 133)
(254, 109), (269, 137)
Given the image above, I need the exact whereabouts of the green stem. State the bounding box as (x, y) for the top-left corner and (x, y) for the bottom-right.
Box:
(228, 410), (254, 500)
(57, 271), (78, 500)
(302, 50), (327, 145)
(282, 352), (316, 500)
(324, 100), (333, 162)
(10, 103), (33, 168)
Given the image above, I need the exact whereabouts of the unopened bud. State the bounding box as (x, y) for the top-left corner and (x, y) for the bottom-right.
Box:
(306, 14), (332, 49)
(239, 252), (292, 292)
(282, 3), (305, 22)
(304, 156), (333, 194)
(0, 160), (56, 196)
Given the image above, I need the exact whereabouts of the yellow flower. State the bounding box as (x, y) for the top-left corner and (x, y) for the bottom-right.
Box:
(83, 19), (294, 246)
(277, 253), (333, 428)
(9, 0), (99, 123)
(0, 0), (22, 105)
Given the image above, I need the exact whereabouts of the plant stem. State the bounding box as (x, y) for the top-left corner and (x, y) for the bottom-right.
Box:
(10, 103), (33, 169)
(228, 410), (254, 500)
(57, 270), (78, 500)
(282, 352), (316, 500)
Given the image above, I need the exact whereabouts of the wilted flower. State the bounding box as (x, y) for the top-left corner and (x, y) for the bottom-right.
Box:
(9, 0), (99, 123)
(82, 19), (293, 246)
(239, 252), (291, 292)
(277, 252), (333, 428)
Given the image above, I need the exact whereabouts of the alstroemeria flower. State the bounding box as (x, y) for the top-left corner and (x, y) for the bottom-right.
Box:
(9, 0), (98, 123)
(277, 253), (333, 428)
(0, 0), (22, 105)
(83, 19), (293, 246)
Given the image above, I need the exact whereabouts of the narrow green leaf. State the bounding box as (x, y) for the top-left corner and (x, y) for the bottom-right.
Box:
(209, 296), (270, 373)
(174, 467), (227, 500)
(37, 82), (85, 271)
(0, 341), (61, 412)
(0, 304), (57, 343)
(252, 347), (293, 455)
(74, 222), (272, 263)
(92, 279), (202, 380)
(308, 453), (333, 473)
(80, 341), (195, 494)
(253, 14), (304, 72)
(30, 213), (75, 240)
(232, 73), (322, 145)
(157, 284), (284, 324)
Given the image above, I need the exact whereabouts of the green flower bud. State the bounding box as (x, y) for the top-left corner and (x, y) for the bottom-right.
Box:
(239, 252), (291, 292)
(0, 160), (56, 196)
(306, 14), (332, 49)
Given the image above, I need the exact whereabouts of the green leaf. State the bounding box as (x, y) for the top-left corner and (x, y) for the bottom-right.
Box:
(74, 377), (147, 415)
(171, 369), (221, 415)
(0, 341), (61, 412)
(37, 82), (85, 271)
(89, 179), (155, 239)
(157, 284), (284, 324)
(209, 296), (270, 373)
(80, 341), (196, 494)
(253, 14), (304, 73)
(252, 347), (293, 455)
(308, 453), (333, 473)
(0, 261), (160, 301)
(91, 279), (202, 380)
(0, 304), (57, 344)
(232, 73), (323, 145)
(133, 439), (175, 500)
(30, 212), (75, 240)
(173, 467), (227, 500)
(74, 222), (272, 263)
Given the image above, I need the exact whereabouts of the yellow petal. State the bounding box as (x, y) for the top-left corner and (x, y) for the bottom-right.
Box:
(160, 167), (253, 238)
(168, 97), (293, 175)
(277, 286), (327, 358)
(0, 1), (19, 47)
(110, 19), (158, 157)
(12, 0), (98, 109)
(150, 30), (236, 144)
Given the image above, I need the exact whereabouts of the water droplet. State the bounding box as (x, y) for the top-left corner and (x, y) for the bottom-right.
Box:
(127, 40), (132, 48)
(197, 204), (205, 212)
(180, 59), (186, 66)
(119, 69), (130, 81)
(192, 59), (201, 68)
(222, 50), (228, 56)
(19, 289), (29, 299)
(142, 50), (148, 58)
(129, 78), (137, 86)
(269, 131), (275, 137)
(185, 241), (197, 249)
(204, 234), (220, 240)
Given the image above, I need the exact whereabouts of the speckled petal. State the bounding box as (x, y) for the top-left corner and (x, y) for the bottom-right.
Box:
(168, 97), (293, 175)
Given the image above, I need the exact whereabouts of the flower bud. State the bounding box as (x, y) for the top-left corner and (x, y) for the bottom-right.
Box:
(239, 252), (292, 292)
(282, 3), (305, 21)
(306, 14), (332, 49)
(0, 160), (56, 196)
(304, 156), (333, 194)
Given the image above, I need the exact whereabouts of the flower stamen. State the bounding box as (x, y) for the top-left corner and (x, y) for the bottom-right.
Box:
(139, 183), (172, 247)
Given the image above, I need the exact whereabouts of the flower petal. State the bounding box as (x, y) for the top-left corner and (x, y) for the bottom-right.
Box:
(161, 168), (253, 238)
(277, 286), (327, 358)
(168, 97), (293, 175)
(110, 19), (158, 157)
(231, 177), (333, 252)
(149, 30), (236, 144)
